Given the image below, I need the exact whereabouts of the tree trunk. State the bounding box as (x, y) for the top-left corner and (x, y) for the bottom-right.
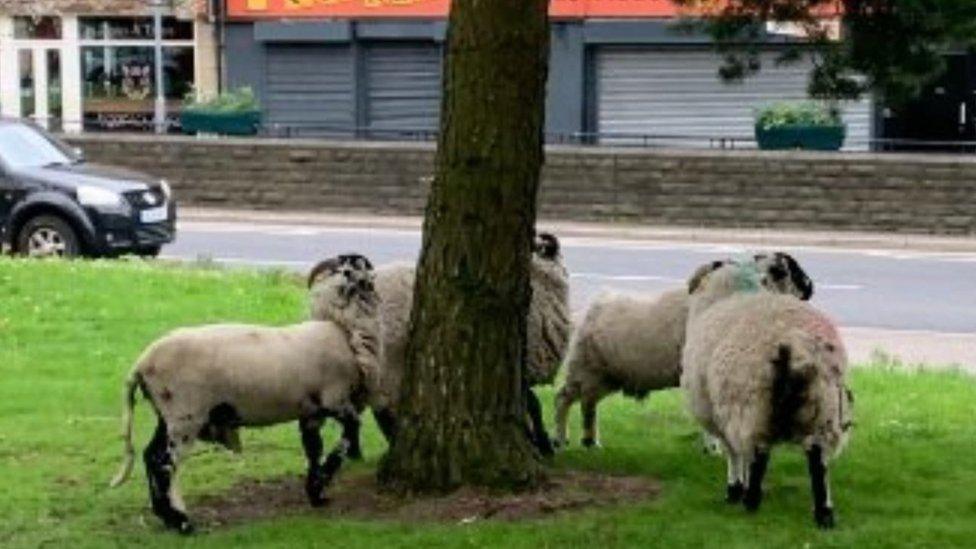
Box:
(378, 0), (550, 493)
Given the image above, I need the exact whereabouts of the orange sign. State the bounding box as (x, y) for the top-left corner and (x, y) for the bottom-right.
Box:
(228, 0), (685, 20)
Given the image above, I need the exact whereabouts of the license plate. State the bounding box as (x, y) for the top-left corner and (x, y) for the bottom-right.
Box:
(140, 206), (169, 223)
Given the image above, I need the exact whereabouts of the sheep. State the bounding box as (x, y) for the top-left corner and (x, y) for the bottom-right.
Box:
(681, 259), (854, 529)
(108, 254), (380, 534)
(365, 232), (571, 456)
(554, 252), (814, 449)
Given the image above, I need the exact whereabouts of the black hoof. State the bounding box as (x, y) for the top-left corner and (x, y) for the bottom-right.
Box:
(308, 494), (330, 508)
(306, 474), (325, 507)
(815, 507), (835, 529)
(177, 520), (195, 535)
(726, 483), (744, 504)
(581, 437), (600, 449)
(535, 435), (555, 457)
(743, 490), (763, 512)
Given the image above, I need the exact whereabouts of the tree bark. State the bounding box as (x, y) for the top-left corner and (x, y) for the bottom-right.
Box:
(378, 0), (550, 493)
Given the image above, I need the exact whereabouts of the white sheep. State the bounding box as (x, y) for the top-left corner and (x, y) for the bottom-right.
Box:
(366, 233), (571, 455)
(554, 252), (814, 449)
(681, 260), (853, 529)
(108, 254), (380, 534)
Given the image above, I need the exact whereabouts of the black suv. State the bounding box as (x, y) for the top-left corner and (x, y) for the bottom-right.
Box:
(0, 120), (176, 258)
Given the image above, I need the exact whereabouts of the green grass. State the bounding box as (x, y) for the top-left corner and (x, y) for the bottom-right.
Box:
(2, 257), (975, 548)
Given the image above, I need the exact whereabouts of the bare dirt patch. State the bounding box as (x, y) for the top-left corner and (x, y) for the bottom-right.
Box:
(194, 470), (660, 528)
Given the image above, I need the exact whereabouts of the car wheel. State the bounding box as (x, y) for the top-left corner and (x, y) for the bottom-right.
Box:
(135, 245), (162, 258)
(17, 215), (81, 258)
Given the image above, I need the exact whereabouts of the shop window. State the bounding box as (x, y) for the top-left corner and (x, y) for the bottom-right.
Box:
(81, 46), (194, 131)
(14, 16), (62, 40)
(164, 47), (195, 102)
(164, 19), (194, 40)
(80, 17), (193, 41)
(82, 47), (156, 130)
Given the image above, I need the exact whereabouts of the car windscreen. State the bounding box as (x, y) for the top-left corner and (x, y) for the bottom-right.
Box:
(0, 124), (74, 170)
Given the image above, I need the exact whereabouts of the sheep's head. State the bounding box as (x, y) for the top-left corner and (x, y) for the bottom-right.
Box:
(308, 253), (377, 320)
(754, 252), (814, 301)
(534, 232), (561, 261)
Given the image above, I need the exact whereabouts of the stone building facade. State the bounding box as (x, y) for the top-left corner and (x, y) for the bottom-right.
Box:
(0, 0), (217, 132)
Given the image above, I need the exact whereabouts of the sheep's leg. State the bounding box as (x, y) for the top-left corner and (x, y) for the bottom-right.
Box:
(725, 452), (744, 503)
(702, 432), (724, 456)
(806, 444), (835, 529)
(299, 417), (328, 507)
(526, 388), (554, 457)
(338, 414), (363, 461)
(372, 407), (397, 444)
(320, 411), (355, 486)
(743, 448), (770, 512)
(143, 418), (194, 534)
(580, 393), (603, 448)
(553, 383), (579, 449)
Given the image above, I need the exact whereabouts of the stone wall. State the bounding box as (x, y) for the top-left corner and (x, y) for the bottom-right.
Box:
(65, 134), (976, 235)
(0, 0), (204, 18)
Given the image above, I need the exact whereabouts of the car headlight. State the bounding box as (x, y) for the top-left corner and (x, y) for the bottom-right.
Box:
(159, 179), (171, 200)
(77, 186), (124, 208)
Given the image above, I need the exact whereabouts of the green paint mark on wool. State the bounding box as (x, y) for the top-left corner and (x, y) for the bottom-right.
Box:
(732, 259), (762, 294)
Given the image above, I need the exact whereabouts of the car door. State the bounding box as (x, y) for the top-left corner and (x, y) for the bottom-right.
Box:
(0, 164), (25, 238)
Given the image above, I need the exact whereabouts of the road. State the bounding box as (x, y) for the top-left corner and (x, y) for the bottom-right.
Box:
(163, 219), (976, 367)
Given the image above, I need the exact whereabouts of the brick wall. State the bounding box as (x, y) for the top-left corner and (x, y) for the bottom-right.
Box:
(66, 134), (976, 235)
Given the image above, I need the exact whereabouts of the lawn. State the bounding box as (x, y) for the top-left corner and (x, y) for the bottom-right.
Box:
(1, 258), (975, 548)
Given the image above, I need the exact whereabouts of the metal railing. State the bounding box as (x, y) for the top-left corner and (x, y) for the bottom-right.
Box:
(69, 117), (976, 154)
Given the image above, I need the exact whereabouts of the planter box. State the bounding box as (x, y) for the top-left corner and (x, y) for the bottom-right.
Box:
(180, 110), (261, 136)
(755, 124), (846, 151)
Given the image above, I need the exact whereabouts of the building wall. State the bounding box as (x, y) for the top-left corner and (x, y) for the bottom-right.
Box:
(225, 19), (872, 142)
(65, 134), (976, 235)
(0, 4), (215, 132)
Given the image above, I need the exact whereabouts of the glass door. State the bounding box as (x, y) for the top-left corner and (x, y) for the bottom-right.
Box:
(17, 47), (63, 130)
(18, 49), (34, 120)
(46, 50), (62, 132)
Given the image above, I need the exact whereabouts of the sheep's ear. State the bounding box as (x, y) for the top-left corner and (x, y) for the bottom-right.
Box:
(777, 252), (814, 300)
(688, 260), (725, 294)
(534, 232), (560, 260)
(307, 258), (340, 288)
(338, 253), (374, 272)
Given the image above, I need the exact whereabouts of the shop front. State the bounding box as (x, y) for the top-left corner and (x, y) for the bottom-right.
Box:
(0, 1), (218, 133)
(225, 0), (874, 147)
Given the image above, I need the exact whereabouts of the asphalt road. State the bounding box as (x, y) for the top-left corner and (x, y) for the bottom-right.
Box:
(163, 220), (976, 335)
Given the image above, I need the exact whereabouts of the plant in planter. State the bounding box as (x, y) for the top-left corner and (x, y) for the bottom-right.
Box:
(181, 87), (261, 136)
(755, 102), (846, 151)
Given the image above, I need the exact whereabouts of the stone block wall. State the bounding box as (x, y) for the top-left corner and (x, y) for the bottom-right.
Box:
(65, 134), (976, 235)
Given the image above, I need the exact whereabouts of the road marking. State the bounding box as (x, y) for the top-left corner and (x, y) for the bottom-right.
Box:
(571, 272), (682, 283)
(164, 254), (865, 292)
(162, 255), (312, 268)
(821, 284), (864, 291)
(177, 222), (976, 263)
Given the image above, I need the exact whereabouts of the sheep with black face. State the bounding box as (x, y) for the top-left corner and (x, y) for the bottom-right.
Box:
(108, 254), (380, 534)
(681, 259), (853, 529)
(366, 232), (571, 455)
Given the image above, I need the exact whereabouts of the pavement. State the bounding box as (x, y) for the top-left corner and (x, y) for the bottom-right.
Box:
(168, 207), (976, 372)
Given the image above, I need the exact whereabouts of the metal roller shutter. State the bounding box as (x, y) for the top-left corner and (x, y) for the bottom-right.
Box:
(365, 44), (442, 135)
(265, 44), (354, 133)
(594, 47), (872, 149)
